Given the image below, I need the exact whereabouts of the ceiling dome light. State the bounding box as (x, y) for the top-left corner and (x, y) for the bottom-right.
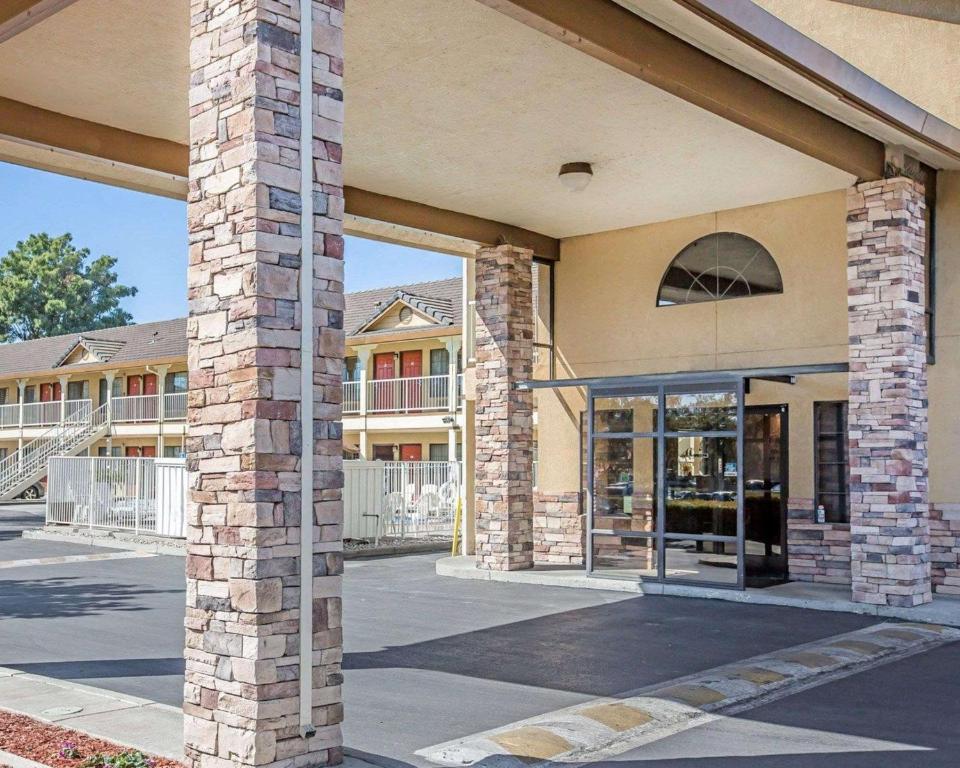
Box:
(559, 162), (593, 192)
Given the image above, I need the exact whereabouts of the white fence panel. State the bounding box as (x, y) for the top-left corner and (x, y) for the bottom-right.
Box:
(343, 461), (385, 541)
(344, 460), (460, 541)
(46, 456), (186, 539)
(156, 459), (187, 536)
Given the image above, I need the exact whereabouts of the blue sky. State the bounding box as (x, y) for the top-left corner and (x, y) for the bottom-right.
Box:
(0, 162), (461, 324)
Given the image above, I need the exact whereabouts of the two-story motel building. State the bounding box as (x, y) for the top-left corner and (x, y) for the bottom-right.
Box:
(0, 278), (466, 499)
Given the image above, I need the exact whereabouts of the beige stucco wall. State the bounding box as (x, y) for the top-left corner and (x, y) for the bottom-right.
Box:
(929, 171), (960, 504)
(539, 190), (850, 496)
(754, 0), (960, 127)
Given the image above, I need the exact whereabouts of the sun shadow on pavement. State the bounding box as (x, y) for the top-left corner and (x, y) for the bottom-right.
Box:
(3, 657), (185, 679)
(0, 575), (181, 619)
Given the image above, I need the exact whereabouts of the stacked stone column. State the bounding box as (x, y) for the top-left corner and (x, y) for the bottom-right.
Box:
(474, 245), (535, 570)
(185, 1), (345, 766)
(847, 177), (930, 607)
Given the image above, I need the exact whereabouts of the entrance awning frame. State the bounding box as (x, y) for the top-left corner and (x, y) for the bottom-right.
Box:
(518, 362), (848, 391)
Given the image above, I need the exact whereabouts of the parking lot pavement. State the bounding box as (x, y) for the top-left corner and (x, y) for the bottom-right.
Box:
(0, 523), (929, 767)
(0, 503), (118, 561)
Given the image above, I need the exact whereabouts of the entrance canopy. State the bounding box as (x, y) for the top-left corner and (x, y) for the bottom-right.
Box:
(1, 0), (958, 254)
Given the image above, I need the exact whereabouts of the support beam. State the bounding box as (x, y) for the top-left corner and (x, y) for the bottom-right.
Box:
(0, 0), (79, 44)
(476, 0), (885, 180)
(0, 96), (558, 258)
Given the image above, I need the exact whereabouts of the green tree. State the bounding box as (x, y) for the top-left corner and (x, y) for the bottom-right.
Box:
(0, 233), (137, 342)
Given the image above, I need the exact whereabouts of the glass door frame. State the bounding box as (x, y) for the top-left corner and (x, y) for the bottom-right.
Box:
(586, 378), (746, 590)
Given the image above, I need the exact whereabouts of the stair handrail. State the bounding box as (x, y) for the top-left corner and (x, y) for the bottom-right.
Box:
(0, 402), (110, 496)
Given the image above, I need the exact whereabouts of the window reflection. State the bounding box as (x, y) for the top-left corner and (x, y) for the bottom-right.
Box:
(592, 535), (657, 578)
(593, 394), (657, 433)
(665, 436), (736, 536)
(664, 539), (738, 584)
(592, 438), (657, 533)
(665, 391), (737, 432)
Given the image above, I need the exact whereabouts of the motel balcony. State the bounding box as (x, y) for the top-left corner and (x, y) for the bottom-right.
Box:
(0, 392), (188, 441)
(342, 374), (464, 432)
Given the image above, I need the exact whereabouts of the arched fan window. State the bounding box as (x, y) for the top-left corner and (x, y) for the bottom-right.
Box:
(657, 233), (783, 307)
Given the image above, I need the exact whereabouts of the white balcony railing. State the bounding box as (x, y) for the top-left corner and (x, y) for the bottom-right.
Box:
(22, 401), (63, 426)
(368, 375), (449, 414)
(164, 392), (188, 420)
(343, 381), (361, 414)
(0, 403), (18, 428)
(112, 394), (160, 423)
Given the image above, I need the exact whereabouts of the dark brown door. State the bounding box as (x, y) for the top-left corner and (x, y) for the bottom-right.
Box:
(744, 405), (789, 587)
(372, 445), (394, 461)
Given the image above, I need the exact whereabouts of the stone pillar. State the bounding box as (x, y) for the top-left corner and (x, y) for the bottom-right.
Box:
(847, 176), (930, 607)
(473, 244), (534, 570)
(185, 2), (345, 767)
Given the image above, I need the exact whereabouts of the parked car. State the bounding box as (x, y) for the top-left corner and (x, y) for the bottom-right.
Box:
(19, 479), (46, 500)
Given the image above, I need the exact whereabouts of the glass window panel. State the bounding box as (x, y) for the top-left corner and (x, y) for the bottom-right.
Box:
(665, 391), (737, 432)
(665, 436), (737, 535)
(816, 401), (846, 433)
(816, 435), (847, 464)
(664, 539), (739, 584)
(430, 348), (449, 377)
(593, 394), (658, 434)
(657, 233), (783, 307)
(592, 535), (657, 579)
(592, 437), (657, 534)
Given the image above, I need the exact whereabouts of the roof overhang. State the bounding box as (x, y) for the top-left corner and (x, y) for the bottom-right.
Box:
(627, 0), (960, 170)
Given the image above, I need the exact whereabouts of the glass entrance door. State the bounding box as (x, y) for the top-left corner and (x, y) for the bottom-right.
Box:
(743, 405), (788, 586)
(588, 382), (745, 588)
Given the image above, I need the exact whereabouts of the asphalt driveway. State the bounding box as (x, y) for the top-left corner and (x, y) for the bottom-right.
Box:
(0, 504), (957, 766)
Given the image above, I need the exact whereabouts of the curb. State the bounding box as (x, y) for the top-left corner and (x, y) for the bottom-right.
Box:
(0, 749), (50, 768)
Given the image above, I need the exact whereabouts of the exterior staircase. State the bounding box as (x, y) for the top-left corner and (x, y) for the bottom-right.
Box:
(0, 402), (111, 500)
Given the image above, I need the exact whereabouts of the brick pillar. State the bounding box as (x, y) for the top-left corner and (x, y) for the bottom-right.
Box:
(847, 177), (930, 607)
(185, 2), (345, 767)
(474, 245), (535, 570)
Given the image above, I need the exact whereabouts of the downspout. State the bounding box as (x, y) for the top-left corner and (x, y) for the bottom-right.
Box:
(298, 0), (316, 739)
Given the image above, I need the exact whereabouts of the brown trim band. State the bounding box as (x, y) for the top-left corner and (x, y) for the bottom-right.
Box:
(477, 0), (884, 179)
(0, 98), (559, 259)
(344, 187), (559, 261)
(0, 97), (187, 178)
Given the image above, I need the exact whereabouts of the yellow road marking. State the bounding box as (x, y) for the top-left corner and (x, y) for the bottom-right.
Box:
(580, 703), (653, 732)
(729, 666), (787, 685)
(492, 726), (572, 759)
(657, 684), (726, 707)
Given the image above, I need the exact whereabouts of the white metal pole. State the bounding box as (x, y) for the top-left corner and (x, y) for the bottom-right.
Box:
(297, 0), (316, 738)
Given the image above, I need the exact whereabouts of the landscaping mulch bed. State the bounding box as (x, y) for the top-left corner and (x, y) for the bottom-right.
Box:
(0, 710), (183, 768)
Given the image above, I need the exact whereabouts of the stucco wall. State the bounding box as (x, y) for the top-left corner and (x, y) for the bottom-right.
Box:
(540, 190), (849, 495)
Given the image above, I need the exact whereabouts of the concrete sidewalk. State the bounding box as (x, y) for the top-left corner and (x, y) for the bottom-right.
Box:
(0, 667), (382, 768)
(436, 555), (960, 627)
(0, 666), (183, 760)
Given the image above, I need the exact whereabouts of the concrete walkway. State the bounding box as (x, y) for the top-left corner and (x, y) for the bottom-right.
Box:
(436, 556), (960, 627)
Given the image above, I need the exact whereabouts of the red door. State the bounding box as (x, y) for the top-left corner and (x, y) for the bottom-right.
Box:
(400, 444), (422, 462)
(127, 376), (142, 396)
(52, 382), (62, 401)
(373, 353), (395, 411)
(141, 445), (157, 458)
(39, 383), (53, 402)
(143, 374), (158, 396)
(125, 446), (141, 457)
(400, 351), (422, 410)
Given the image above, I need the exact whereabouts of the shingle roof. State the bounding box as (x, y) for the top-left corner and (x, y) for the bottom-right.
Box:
(344, 277), (462, 337)
(0, 277), (464, 379)
(0, 318), (188, 379)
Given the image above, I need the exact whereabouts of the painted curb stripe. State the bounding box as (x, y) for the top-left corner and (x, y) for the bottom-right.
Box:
(0, 551), (156, 570)
(417, 621), (958, 766)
